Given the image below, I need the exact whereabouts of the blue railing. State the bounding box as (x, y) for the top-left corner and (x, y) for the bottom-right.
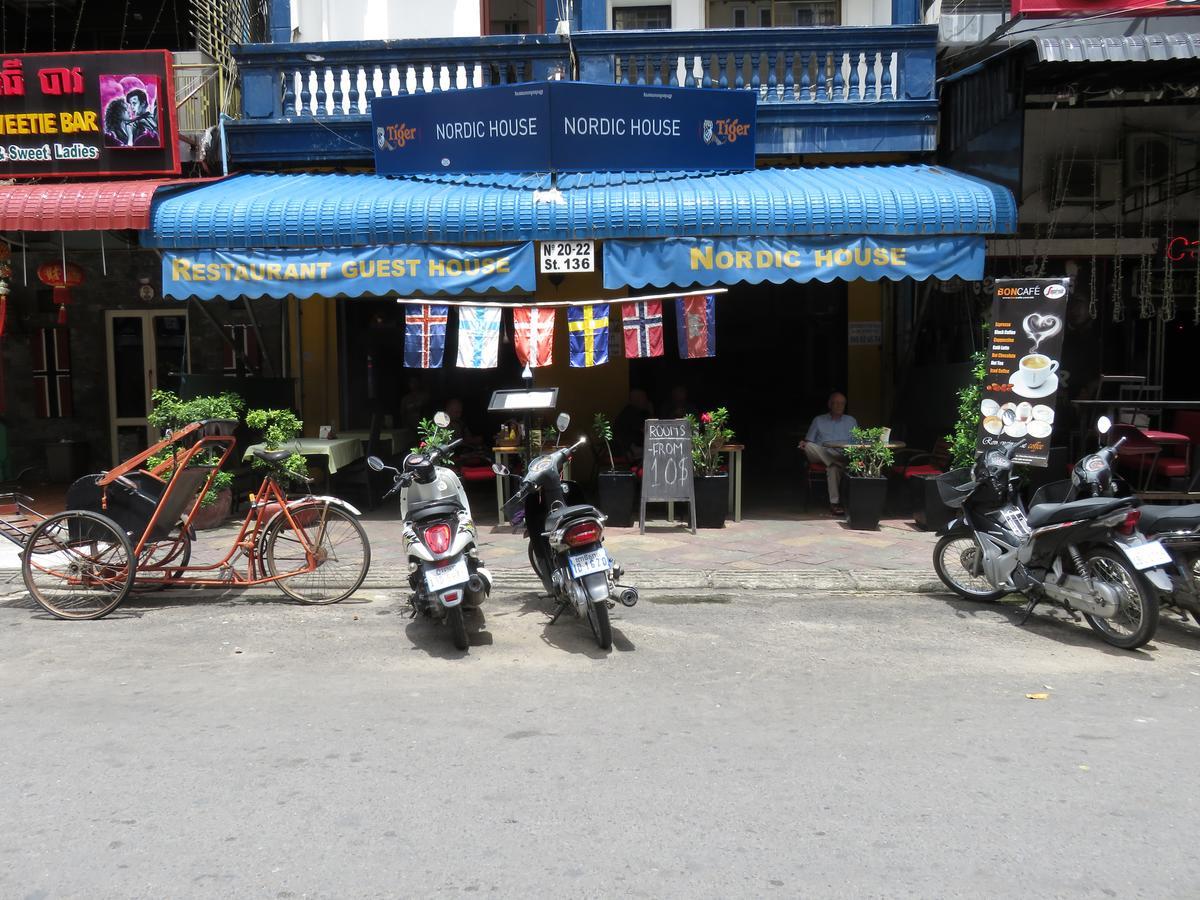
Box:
(232, 26), (937, 162)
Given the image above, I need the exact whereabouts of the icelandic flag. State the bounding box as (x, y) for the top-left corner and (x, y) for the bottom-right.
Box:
(513, 306), (555, 368)
(568, 304), (609, 368)
(621, 300), (664, 359)
(404, 304), (448, 368)
(675, 294), (716, 359)
(456, 306), (501, 369)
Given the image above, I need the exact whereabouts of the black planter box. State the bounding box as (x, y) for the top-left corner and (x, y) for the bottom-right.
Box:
(910, 474), (954, 532)
(695, 474), (729, 528)
(846, 476), (887, 530)
(597, 471), (637, 527)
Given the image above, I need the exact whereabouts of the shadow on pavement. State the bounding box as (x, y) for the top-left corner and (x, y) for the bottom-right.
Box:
(515, 591), (636, 657)
(404, 607), (492, 658)
(931, 592), (1159, 660)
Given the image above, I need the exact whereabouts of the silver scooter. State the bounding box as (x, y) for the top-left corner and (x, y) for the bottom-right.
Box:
(368, 412), (491, 651)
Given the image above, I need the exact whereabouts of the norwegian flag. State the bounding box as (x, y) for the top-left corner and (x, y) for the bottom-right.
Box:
(32, 327), (73, 418)
(512, 306), (555, 368)
(403, 304), (448, 368)
(621, 301), (664, 359)
(456, 307), (501, 369)
(675, 294), (716, 359)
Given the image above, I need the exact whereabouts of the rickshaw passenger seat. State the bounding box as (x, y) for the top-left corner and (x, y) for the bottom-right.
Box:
(254, 448), (294, 465)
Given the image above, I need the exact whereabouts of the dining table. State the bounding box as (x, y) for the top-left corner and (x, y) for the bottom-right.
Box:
(242, 437), (364, 476)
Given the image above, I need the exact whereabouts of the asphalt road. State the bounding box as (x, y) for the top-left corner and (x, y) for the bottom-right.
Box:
(3, 582), (1200, 899)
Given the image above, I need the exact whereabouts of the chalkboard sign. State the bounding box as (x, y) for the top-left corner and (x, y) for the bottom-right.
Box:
(639, 418), (696, 534)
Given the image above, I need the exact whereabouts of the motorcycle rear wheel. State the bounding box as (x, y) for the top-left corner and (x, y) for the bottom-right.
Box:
(933, 528), (1007, 602)
(446, 605), (469, 651)
(1081, 548), (1159, 650)
(587, 599), (612, 650)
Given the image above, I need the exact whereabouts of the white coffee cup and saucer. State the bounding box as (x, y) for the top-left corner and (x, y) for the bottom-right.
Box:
(1009, 353), (1059, 399)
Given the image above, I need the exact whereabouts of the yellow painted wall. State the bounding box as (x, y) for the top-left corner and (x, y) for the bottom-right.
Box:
(296, 294), (339, 436)
(847, 280), (883, 426)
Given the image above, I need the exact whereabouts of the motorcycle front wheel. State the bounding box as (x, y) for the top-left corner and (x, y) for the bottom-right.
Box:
(933, 528), (1007, 602)
(1081, 547), (1159, 650)
(587, 599), (612, 650)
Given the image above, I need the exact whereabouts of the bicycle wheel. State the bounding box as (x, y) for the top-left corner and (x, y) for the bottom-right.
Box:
(264, 503), (370, 604)
(131, 528), (193, 592)
(22, 511), (135, 620)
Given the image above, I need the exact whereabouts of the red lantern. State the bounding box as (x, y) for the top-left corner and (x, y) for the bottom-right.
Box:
(37, 262), (84, 325)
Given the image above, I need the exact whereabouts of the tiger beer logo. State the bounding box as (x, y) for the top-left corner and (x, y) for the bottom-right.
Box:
(377, 122), (417, 151)
(702, 118), (751, 146)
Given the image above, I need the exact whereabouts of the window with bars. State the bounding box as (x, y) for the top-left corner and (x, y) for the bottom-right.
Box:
(613, 5), (672, 29)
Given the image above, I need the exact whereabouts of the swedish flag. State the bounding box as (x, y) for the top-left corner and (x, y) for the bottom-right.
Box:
(568, 304), (609, 368)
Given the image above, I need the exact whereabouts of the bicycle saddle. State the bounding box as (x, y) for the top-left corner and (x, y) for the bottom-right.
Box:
(253, 448), (294, 464)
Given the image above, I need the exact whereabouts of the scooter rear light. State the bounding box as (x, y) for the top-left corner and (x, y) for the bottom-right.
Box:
(423, 523), (452, 554)
(1117, 509), (1141, 536)
(564, 521), (602, 547)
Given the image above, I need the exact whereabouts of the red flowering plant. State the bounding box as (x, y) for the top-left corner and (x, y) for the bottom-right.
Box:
(686, 407), (734, 476)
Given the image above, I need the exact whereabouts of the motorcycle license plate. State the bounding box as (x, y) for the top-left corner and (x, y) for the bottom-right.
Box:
(425, 557), (469, 592)
(1119, 540), (1172, 570)
(567, 548), (609, 578)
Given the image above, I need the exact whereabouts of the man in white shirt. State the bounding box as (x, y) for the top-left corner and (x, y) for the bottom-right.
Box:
(799, 392), (857, 514)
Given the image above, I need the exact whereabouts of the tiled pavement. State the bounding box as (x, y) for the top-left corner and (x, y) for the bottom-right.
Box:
(0, 484), (945, 591)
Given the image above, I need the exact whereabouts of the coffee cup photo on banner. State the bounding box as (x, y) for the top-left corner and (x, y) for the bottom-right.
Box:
(976, 278), (1071, 467)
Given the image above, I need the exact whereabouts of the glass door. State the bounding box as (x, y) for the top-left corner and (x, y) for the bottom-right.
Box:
(106, 311), (190, 464)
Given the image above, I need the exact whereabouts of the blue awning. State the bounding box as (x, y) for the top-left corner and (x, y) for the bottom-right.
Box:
(144, 165), (1016, 250)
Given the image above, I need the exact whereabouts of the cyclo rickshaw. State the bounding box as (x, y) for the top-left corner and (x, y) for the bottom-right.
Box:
(0, 419), (371, 619)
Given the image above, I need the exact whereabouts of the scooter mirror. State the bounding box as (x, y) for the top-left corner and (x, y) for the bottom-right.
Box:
(1097, 416), (1112, 435)
(433, 411), (451, 428)
(366, 455), (386, 472)
(556, 412), (571, 431)
(492, 463), (509, 477)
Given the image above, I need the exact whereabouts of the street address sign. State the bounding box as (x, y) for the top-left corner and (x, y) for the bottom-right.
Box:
(539, 240), (595, 274)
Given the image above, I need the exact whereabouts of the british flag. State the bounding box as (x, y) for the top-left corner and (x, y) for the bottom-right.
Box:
(404, 304), (448, 368)
(32, 327), (72, 418)
(621, 300), (664, 359)
(512, 306), (555, 368)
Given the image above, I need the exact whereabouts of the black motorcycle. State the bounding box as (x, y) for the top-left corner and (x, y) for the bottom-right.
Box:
(1031, 417), (1199, 626)
(494, 417), (638, 650)
(932, 432), (1172, 650)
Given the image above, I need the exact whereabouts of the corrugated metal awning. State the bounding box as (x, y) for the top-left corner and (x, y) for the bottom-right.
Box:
(1033, 31), (1200, 63)
(0, 179), (216, 232)
(143, 166), (1017, 250)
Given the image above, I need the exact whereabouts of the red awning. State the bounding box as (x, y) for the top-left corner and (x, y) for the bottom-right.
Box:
(0, 179), (213, 232)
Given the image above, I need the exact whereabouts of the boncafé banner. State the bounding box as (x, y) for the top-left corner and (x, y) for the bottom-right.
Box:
(0, 49), (179, 178)
(162, 243), (537, 300)
(976, 277), (1072, 468)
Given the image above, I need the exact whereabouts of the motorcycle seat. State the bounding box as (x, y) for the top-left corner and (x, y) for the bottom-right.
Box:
(545, 503), (599, 531)
(407, 499), (463, 523)
(1138, 503), (1200, 535)
(1027, 496), (1132, 529)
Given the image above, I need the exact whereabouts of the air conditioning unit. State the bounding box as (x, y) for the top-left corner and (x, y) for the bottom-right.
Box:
(1051, 158), (1120, 208)
(1125, 133), (1172, 189)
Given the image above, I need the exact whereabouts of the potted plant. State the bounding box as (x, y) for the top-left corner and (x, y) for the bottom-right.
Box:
(146, 390), (245, 530)
(245, 407), (309, 489)
(593, 412), (635, 527)
(844, 426), (895, 530)
(687, 408), (734, 528)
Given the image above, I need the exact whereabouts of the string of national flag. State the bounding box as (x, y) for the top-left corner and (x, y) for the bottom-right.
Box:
(403, 295), (717, 369)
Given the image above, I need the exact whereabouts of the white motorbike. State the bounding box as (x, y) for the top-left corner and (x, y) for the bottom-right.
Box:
(368, 412), (491, 651)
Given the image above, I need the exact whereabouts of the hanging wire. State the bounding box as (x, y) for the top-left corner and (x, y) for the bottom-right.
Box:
(23, 0), (29, 53)
(71, 0), (88, 51)
(1161, 177), (1176, 323)
(50, 0), (55, 51)
(144, 0), (170, 49)
(119, 0), (132, 49)
(1194, 203), (1200, 327)
(1036, 134), (1078, 277)
(1112, 215), (1124, 324)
